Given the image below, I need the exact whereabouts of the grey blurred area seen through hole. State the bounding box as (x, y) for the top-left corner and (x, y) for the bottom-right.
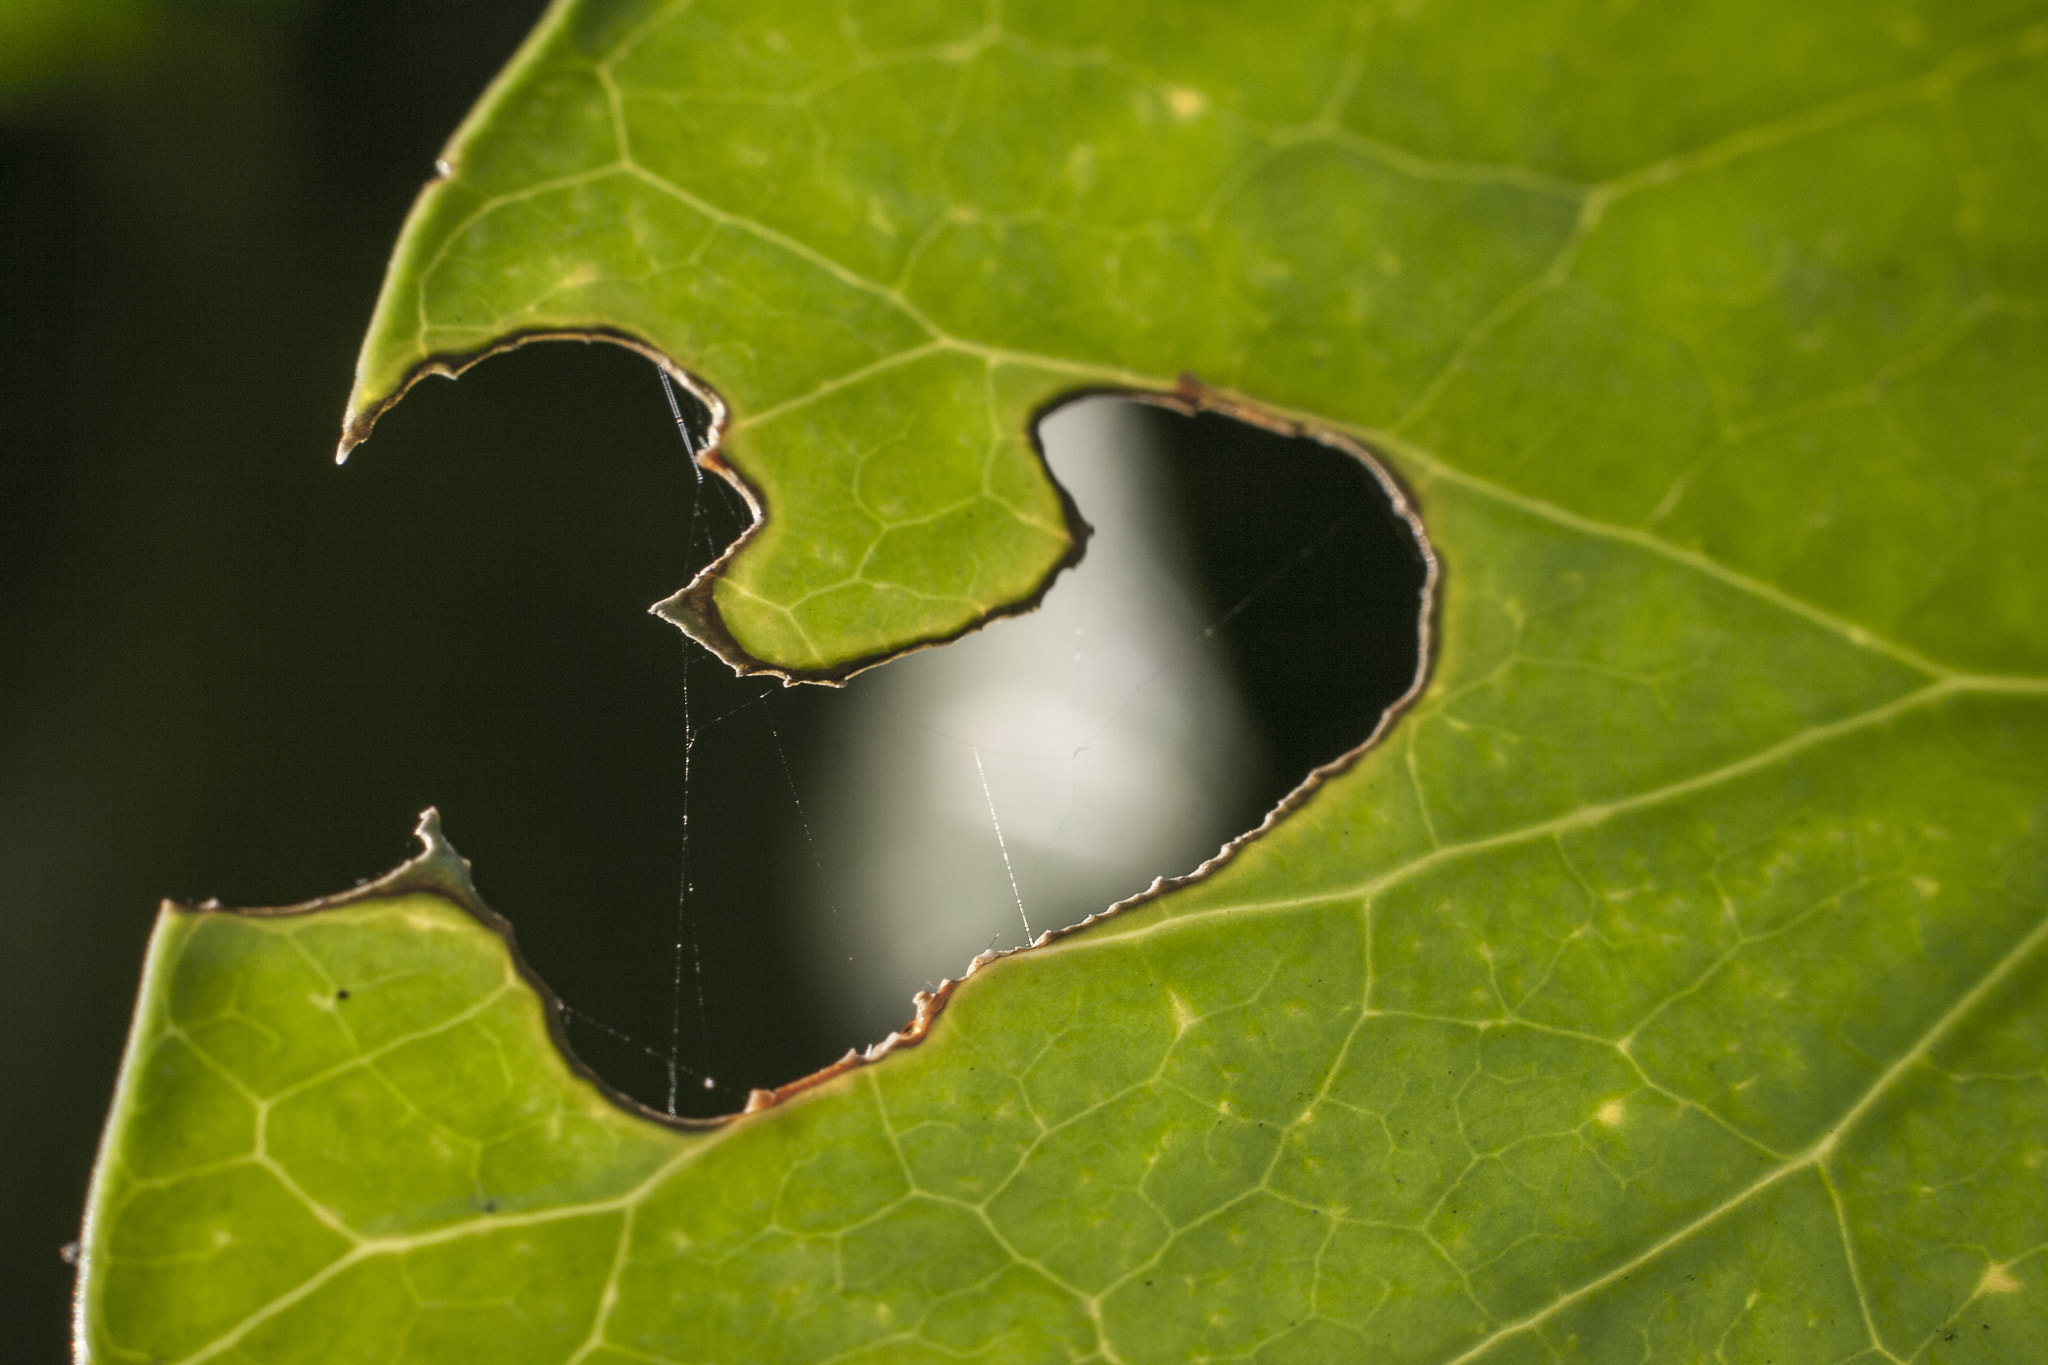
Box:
(805, 400), (1269, 1039)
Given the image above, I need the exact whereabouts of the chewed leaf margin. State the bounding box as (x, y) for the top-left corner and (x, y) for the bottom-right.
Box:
(342, 323), (1098, 686)
(99, 809), (733, 1139)
(99, 370), (1440, 1148)
(647, 368), (1096, 689)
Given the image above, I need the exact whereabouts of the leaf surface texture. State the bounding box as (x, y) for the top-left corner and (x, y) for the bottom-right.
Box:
(85, 2), (2048, 1362)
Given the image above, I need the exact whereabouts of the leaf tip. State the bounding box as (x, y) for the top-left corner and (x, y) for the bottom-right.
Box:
(400, 805), (481, 904)
(335, 394), (382, 465)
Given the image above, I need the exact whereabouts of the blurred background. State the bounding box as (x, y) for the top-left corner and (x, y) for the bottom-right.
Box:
(0, 1), (1424, 1356)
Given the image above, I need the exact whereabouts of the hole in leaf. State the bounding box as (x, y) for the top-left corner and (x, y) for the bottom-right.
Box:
(270, 345), (1426, 1121)
(792, 397), (1429, 1047)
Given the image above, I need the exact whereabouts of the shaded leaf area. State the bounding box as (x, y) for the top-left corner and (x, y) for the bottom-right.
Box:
(84, 0), (2048, 1362)
(348, 0), (2048, 680)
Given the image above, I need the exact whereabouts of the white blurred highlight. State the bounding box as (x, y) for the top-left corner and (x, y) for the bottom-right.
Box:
(804, 398), (1260, 1040)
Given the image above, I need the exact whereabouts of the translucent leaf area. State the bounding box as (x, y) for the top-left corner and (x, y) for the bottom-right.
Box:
(83, 1), (2048, 1362)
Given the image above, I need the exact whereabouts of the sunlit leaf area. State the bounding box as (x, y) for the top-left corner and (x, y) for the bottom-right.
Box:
(11, 1), (2048, 1361)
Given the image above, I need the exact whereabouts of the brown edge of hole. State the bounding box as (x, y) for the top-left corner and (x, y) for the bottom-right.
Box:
(645, 391), (1094, 691)
(748, 376), (1441, 1114)
(340, 327), (1096, 689)
(322, 338), (1438, 1123)
(338, 327), (727, 467)
(168, 809), (732, 1132)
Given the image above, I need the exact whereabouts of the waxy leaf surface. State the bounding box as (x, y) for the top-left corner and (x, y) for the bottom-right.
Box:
(83, 1), (2048, 1362)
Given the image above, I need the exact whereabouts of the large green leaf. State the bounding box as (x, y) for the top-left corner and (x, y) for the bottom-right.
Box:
(81, 1), (2048, 1362)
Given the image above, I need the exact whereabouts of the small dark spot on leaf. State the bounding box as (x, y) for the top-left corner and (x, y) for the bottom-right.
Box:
(336, 989), (350, 1001)
(482, 1199), (497, 1213)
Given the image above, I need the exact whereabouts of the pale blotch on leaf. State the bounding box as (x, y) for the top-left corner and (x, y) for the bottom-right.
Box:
(1977, 1263), (2021, 1296)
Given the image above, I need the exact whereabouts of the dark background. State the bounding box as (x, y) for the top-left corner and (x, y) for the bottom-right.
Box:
(0, 3), (1423, 1356)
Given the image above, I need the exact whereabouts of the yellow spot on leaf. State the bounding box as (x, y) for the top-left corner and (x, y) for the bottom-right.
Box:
(1595, 1099), (1625, 1128)
(1166, 86), (1207, 119)
(1170, 991), (1198, 1037)
(1977, 1263), (2021, 1295)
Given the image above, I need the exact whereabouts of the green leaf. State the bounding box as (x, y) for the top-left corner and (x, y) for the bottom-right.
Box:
(86, 1), (2048, 1362)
